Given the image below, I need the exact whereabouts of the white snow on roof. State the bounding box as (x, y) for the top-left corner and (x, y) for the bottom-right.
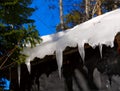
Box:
(23, 9), (120, 76)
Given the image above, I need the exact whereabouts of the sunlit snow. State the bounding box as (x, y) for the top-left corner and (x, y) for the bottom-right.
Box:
(23, 9), (120, 75)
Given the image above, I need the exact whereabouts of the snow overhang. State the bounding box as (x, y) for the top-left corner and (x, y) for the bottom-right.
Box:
(22, 9), (120, 76)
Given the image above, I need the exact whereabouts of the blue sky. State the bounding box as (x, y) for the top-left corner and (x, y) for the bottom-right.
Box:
(30, 0), (82, 36)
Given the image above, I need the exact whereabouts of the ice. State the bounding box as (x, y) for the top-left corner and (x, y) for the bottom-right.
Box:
(78, 45), (85, 61)
(99, 44), (103, 58)
(83, 66), (88, 73)
(93, 68), (101, 89)
(25, 60), (31, 73)
(74, 69), (90, 91)
(56, 49), (63, 78)
(18, 65), (20, 86)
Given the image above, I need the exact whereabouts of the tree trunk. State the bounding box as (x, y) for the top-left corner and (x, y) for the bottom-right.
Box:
(85, 0), (90, 20)
(96, 0), (102, 15)
(92, 0), (102, 17)
(59, 0), (64, 31)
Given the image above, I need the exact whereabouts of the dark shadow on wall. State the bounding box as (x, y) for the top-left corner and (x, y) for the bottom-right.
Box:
(62, 46), (100, 91)
(10, 47), (100, 91)
(10, 42), (120, 91)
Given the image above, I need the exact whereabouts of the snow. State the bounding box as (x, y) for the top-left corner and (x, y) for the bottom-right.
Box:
(22, 9), (120, 75)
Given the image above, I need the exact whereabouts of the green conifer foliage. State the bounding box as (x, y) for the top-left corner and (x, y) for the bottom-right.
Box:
(0, 0), (42, 69)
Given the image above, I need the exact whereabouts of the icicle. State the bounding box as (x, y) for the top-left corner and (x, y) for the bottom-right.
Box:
(25, 60), (31, 73)
(74, 69), (90, 91)
(56, 49), (63, 78)
(18, 65), (21, 86)
(78, 45), (85, 61)
(93, 68), (101, 89)
(83, 66), (88, 73)
(99, 44), (102, 58)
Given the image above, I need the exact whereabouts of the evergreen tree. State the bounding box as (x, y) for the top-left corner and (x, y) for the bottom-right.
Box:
(0, 0), (41, 70)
